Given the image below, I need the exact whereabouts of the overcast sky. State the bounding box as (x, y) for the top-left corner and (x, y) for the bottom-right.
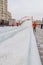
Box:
(8, 0), (43, 20)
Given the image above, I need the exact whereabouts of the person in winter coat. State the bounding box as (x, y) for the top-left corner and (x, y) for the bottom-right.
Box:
(32, 21), (37, 32)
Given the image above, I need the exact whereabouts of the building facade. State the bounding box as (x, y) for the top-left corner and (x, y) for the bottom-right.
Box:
(0, 0), (12, 26)
(7, 12), (12, 25)
(0, 0), (3, 20)
(7, 12), (12, 21)
(9, 19), (16, 26)
(2, 0), (7, 21)
(0, 0), (12, 25)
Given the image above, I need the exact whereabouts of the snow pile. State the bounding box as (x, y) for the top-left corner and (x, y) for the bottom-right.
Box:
(0, 21), (42, 65)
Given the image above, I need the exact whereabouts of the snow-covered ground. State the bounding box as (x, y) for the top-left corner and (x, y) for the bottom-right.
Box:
(0, 21), (42, 65)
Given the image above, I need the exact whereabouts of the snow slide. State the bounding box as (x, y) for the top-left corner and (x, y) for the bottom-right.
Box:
(0, 21), (42, 65)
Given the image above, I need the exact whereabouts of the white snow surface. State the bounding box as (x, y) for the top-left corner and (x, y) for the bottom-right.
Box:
(0, 21), (42, 65)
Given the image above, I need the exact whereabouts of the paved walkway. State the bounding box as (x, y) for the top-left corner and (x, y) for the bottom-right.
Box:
(34, 27), (43, 65)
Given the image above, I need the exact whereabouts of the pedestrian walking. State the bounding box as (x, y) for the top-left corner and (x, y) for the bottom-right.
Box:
(32, 21), (37, 32)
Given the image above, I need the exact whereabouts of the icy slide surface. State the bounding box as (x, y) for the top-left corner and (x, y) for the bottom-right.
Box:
(0, 21), (42, 65)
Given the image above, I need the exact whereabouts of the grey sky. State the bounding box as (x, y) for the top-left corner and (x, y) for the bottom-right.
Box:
(8, 0), (43, 20)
